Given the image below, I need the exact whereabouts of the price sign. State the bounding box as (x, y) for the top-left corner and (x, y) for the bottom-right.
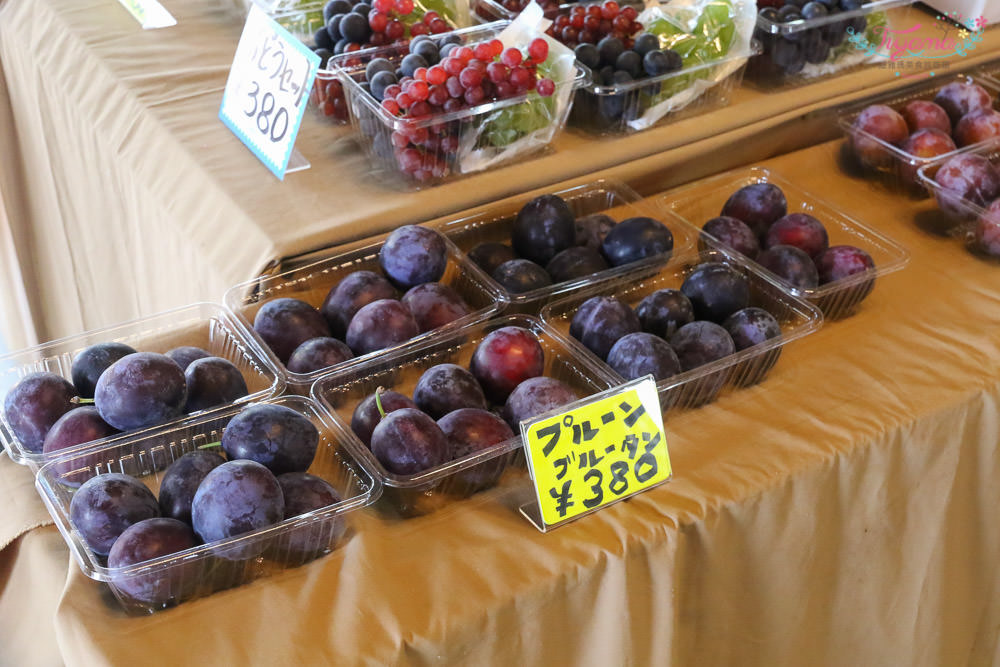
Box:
(219, 4), (320, 180)
(116, 0), (176, 29)
(520, 376), (671, 530)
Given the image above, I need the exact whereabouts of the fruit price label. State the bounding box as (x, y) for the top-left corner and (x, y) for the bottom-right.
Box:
(219, 4), (320, 180)
(520, 376), (671, 531)
(116, 0), (176, 29)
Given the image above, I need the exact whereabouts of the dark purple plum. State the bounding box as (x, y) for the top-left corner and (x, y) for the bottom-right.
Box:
(511, 194), (576, 266)
(636, 289), (694, 340)
(351, 390), (417, 447)
(184, 357), (248, 413)
(575, 213), (617, 250)
(276, 472), (345, 564)
(723, 307), (781, 350)
(954, 109), (1000, 147)
(165, 346), (211, 371)
(253, 298), (331, 363)
(901, 100), (951, 134)
(933, 153), (1000, 221)
(700, 216), (761, 260)
(320, 271), (397, 339)
(600, 217), (673, 267)
(569, 296), (641, 361)
(191, 460), (285, 560)
(438, 408), (514, 491)
(720, 183), (788, 239)
(764, 213), (829, 258)
(158, 450), (227, 523)
(402, 283), (471, 333)
(680, 263), (751, 323)
(757, 245), (819, 289)
(817, 244), (875, 285)
(413, 364), (487, 419)
(898, 129), (958, 187)
(934, 81), (993, 125)
(107, 518), (199, 607)
(69, 473), (160, 556)
(286, 337), (353, 374)
(492, 259), (552, 294)
(71, 342), (137, 398)
(379, 225), (448, 289)
(502, 377), (579, 431)
(671, 321), (736, 371)
(467, 242), (516, 276)
(3, 372), (78, 453)
(470, 326), (545, 403)
(222, 403), (319, 475)
(42, 406), (118, 457)
(606, 332), (681, 382)
(94, 353), (187, 432)
(345, 299), (419, 355)
(370, 408), (450, 475)
(972, 200), (1000, 258)
(545, 247), (609, 283)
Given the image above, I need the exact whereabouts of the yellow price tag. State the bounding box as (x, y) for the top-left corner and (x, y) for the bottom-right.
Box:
(521, 376), (671, 529)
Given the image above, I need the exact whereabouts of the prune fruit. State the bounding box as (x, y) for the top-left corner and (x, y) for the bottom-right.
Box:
(158, 450), (226, 523)
(222, 403), (319, 475)
(765, 213), (829, 258)
(502, 376), (578, 430)
(900, 100), (951, 134)
(700, 216), (760, 260)
(370, 408), (450, 474)
(351, 390), (417, 447)
(898, 129), (957, 186)
(757, 245), (819, 289)
(636, 289), (694, 339)
(191, 460), (285, 560)
(721, 183), (788, 239)
(680, 263), (750, 323)
(934, 81), (992, 125)
(723, 307), (781, 351)
(470, 326), (545, 403)
(345, 299), (419, 355)
(933, 153), (1000, 220)
(3, 372), (78, 453)
(468, 242), (517, 276)
(254, 298), (331, 363)
(492, 259), (552, 293)
(276, 472), (345, 563)
(72, 342), (137, 398)
(545, 247), (609, 283)
(184, 357), (248, 413)
(575, 213), (617, 249)
(954, 110), (1000, 148)
(511, 194), (576, 266)
(413, 363), (487, 419)
(600, 217), (673, 267)
(42, 406), (117, 457)
(671, 321), (736, 371)
(438, 408), (513, 491)
(850, 104), (909, 167)
(286, 337), (353, 374)
(569, 295), (641, 360)
(95, 353), (187, 431)
(320, 271), (397, 339)
(402, 283), (471, 333)
(70, 473), (160, 556)
(972, 201), (1000, 258)
(816, 245), (874, 284)
(107, 518), (199, 606)
(379, 225), (448, 289)
(165, 346), (211, 371)
(606, 332), (681, 382)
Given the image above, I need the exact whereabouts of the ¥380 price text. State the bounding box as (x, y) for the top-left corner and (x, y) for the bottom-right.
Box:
(243, 32), (313, 144)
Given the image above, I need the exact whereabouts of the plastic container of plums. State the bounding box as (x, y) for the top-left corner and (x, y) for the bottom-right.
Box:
(540, 248), (823, 411)
(35, 395), (379, 615)
(434, 179), (697, 313)
(223, 228), (504, 391)
(0, 303), (283, 470)
(663, 167), (910, 319)
(837, 74), (1000, 195)
(311, 314), (618, 518)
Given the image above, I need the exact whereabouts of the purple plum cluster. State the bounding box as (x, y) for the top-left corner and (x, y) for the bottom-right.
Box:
(931, 152), (1000, 258)
(66, 402), (344, 608)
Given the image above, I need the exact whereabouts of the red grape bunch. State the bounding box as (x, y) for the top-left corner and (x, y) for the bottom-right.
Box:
(546, 1), (643, 49)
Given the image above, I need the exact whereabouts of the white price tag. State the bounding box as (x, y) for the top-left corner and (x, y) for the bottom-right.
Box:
(219, 4), (320, 180)
(117, 0), (177, 29)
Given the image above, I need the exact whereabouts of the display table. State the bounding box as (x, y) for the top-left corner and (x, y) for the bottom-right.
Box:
(2, 0), (999, 348)
(1, 139), (1000, 664)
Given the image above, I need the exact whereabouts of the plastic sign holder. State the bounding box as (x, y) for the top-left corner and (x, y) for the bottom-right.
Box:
(117, 0), (177, 28)
(219, 4), (320, 180)
(518, 376), (671, 532)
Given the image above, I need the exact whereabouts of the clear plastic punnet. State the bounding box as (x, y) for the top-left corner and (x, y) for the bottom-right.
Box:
(35, 395), (380, 615)
(662, 167), (910, 319)
(0, 303), (283, 469)
(837, 73), (1000, 195)
(311, 314), (618, 518)
(434, 179), (697, 313)
(540, 247), (823, 411)
(224, 229), (505, 391)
